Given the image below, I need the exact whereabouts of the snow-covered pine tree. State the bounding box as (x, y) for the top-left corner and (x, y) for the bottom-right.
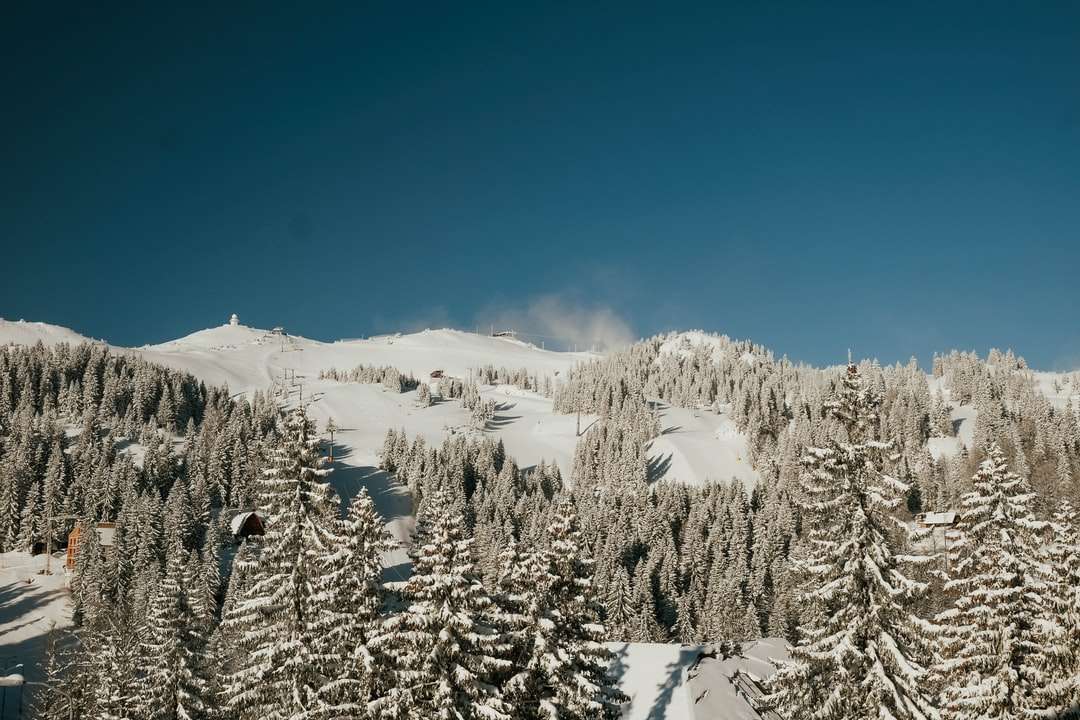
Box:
(507, 501), (626, 720)
(86, 612), (142, 720)
(220, 406), (339, 720)
(765, 362), (937, 720)
(416, 382), (432, 408)
(317, 487), (397, 715)
(1029, 500), (1080, 715)
(15, 479), (41, 551)
(370, 487), (511, 720)
(934, 442), (1046, 719)
(136, 536), (208, 720)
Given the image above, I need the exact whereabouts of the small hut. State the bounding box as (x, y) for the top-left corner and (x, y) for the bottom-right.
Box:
(915, 511), (957, 528)
(230, 511), (267, 540)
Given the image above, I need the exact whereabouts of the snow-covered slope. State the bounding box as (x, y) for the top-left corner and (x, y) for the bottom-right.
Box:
(0, 320), (782, 717)
(608, 639), (788, 720)
(133, 325), (591, 397)
(647, 404), (758, 488)
(0, 319), (101, 347)
(0, 551), (73, 709)
(0, 320), (769, 556)
(1032, 370), (1080, 411)
(0, 321), (759, 492)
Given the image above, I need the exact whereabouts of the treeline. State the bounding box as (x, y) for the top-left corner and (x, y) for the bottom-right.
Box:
(472, 364), (553, 396)
(554, 331), (1079, 517)
(318, 364), (419, 393)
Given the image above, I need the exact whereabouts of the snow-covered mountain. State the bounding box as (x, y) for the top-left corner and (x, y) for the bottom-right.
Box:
(0, 318), (103, 347)
(0, 317), (787, 720)
(0, 319), (761, 489)
(9, 318), (1074, 719)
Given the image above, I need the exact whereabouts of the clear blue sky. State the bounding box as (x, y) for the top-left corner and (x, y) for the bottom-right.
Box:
(3, 3), (1078, 368)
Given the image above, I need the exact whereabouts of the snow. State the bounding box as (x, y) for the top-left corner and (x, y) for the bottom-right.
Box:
(646, 404), (759, 489)
(0, 552), (73, 711)
(0, 319), (100, 347)
(608, 639), (788, 720)
(657, 331), (727, 360)
(686, 639), (790, 720)
(1031, 370), (1080, 411)
(927, 389), (976, 460)
(1, 320), (758, 495)
(0, 674), (24, 688)
(917, 511), (957, 525)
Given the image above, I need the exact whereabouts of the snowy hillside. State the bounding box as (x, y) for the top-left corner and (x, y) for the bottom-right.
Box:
(0, 551), (72, 708)
(0, 320), (763, 491)
(0, 318), (783, 719)
(6, 319), (1076, 719)
(0, 319), (101, 347)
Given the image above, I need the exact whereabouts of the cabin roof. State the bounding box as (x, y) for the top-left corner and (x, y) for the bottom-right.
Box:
(919, 511), (957, 525)
(230, 510), (267, 536)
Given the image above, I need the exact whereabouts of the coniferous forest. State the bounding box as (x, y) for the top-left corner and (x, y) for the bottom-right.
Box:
(1, 333), (1079, 719)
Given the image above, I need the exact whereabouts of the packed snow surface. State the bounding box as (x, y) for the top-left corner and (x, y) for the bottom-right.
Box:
(0, 551), (72, 713)
(608, 639), (788, 719)
(646, 404), (759, 488)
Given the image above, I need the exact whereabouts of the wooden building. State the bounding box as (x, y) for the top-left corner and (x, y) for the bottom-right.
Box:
(230, 511), (267, 540)
(66, 522), (117, 570)
(914, 511), (958, 528)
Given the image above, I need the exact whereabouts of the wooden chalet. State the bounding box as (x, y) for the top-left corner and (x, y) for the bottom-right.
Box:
(230, 510), (268, 540)
(65, 522), (117, 570)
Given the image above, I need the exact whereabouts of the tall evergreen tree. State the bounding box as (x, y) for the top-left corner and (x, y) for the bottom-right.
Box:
(1029, 500), (1080, 716)
(765, 363), (936, 720)
(370, 488), (511, 720)
(220, 407), (339, 720)
(508, 501), (626, 720)
(317, 488), (396, 716)
(934, 443), (1046, 719)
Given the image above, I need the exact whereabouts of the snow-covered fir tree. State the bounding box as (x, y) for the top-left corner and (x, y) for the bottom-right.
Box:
(934, 443), (1047, 719)
(220, 406), (340, 720)
(1030, 500), (1080, 715)
(765, 363), (937, 720)
(369, 487), (512, 720)
(317, 487), (397, 716)
(506, 501), (626, 720)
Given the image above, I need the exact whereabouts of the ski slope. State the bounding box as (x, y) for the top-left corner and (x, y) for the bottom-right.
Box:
(1, 319), (763, 494)
(647, 404), (758, 488)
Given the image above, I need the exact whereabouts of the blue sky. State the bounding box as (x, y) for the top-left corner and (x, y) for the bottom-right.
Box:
(2, 3), (1078, 368)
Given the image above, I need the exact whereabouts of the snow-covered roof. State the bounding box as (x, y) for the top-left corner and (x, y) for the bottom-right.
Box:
(0, 673), (25, 688)
(230, 511), (266, 536)
(918, 511), (957, 525)
(96, 522), (116, 547)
